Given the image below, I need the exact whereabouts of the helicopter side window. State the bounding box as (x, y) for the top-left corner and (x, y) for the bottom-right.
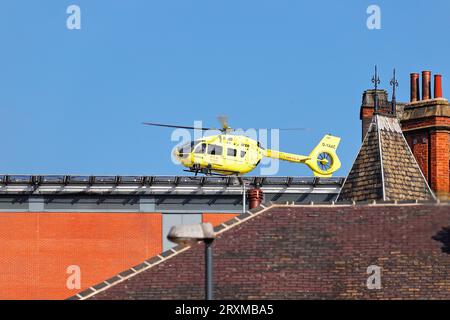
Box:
(227, 148), (237, 157)
(177, 141), (196, 158)
(194, 143), (207, 154)
(240, 150), (246, 158)
(207, 144), (223, 156)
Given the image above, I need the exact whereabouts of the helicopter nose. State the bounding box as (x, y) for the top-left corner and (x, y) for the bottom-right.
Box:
(173, 148), (193, 166)
(172, 148), (182, 161)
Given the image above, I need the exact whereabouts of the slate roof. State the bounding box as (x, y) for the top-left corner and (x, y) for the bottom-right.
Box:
(67, 201), (450, 300)
(338, 114), (435, 202)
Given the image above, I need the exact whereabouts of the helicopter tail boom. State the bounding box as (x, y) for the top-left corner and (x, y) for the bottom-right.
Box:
(265, 134), (341, 177)
(264, 150), (309, 163)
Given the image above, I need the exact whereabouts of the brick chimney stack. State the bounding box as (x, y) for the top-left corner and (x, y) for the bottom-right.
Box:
(401, 71), (450, 200)
(360, 89), (390, 141)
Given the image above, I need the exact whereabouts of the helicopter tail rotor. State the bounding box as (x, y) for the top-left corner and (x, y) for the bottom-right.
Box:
(304, 135), (342, 177)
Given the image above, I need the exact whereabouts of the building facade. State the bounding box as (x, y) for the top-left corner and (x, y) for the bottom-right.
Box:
(360, 71), (450, 200)
(0, 175), (342, 299)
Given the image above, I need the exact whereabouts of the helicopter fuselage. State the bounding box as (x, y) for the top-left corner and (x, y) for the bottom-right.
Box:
(146, 119), (341, 177)
(174, 134), (265, 175)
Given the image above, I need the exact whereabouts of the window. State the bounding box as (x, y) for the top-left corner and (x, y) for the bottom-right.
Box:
(240, 150), (246, 158)
(227, 148), (237, 157)
(207, 144), (223, 155)
(177, 141), (196, 158)
(194, 143), (207, 154)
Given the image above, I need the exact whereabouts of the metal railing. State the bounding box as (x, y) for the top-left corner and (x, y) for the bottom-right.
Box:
(0, 174), (344, 187)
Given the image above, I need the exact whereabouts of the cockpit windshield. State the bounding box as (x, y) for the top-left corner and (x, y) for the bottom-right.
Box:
(177, 141), (200, 158)
(194, 142), (207, 154)
(178, 141), (195, 157)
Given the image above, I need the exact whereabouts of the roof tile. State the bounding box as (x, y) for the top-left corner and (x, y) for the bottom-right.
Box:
(105, 275), (121, 285)
(92, 282), (109, 291)
(77, 288), (95, 298)
(146, 256), (162, 265)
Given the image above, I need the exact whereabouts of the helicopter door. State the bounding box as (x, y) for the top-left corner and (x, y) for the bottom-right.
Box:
(193, 142), (207, 165)
(225, 146), (240, 168)
(206, 144), (223, 168)
(226, 147), (238, 160)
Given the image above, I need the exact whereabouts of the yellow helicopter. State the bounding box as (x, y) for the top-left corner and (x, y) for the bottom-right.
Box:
(143, 117), (341, 177)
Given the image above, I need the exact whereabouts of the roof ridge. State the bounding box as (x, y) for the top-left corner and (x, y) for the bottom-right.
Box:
(376, 116), (387, 201)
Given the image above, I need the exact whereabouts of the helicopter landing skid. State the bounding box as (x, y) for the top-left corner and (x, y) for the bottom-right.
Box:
(183, 168), (239, 177)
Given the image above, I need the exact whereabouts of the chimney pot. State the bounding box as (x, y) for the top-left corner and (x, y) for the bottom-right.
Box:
(434, 74), (443, 99)
(422, 71), (431, 100)
(410, 73), (420, 102)
(247, 188), (263, 209)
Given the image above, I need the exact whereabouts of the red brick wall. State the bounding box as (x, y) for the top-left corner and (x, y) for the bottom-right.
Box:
(401, 114), (450, 199)
(401, 116), (450, 130)
(360, 107), (374, 142)
(430, 131), (450, 198)
(0, 212), (162, 300)
(90, 204), (450, 300)
(404, 131), (429, 181)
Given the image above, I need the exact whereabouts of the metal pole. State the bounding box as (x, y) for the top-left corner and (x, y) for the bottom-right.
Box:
(242, 183), (246, 213)
(372, 65), (380, 114)
(390, 68), (398, 116)
(205, 239), (214, 300)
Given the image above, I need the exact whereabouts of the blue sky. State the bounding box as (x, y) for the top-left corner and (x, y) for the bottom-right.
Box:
(0, 0), (449, 176)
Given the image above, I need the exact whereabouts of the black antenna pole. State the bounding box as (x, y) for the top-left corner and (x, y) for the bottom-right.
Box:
(372, 65), (381, 114)
(390, 68), (398, 116)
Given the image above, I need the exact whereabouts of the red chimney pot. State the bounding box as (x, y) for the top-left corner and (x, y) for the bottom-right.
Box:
(247, 188), (263, 209)
(422, 71), (431, 100)
(410, 73), (420, 102)
(434, 74), (443, 99)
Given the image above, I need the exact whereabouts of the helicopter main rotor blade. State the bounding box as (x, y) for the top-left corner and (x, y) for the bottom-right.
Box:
(142, 122), (214, 131)
(247, 127), (311, 131)
(277, 128), (311, 131)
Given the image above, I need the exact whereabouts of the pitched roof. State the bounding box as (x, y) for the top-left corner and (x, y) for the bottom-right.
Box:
(338, 114), (435, 202)
(67, 201), (450, 300)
